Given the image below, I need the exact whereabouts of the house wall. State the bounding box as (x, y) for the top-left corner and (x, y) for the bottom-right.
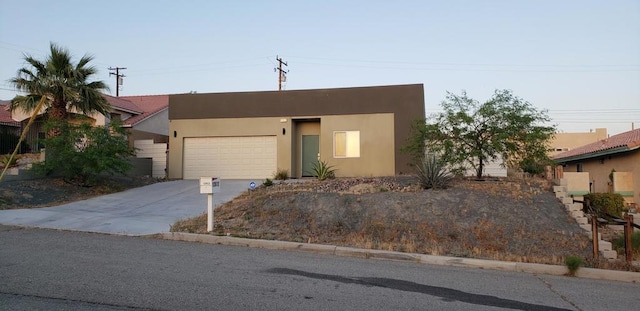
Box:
(129, 129), (169, 146)
(548, 128), (607, 157)
(167, 113), (396, 179)
(133, 109), (169, 136)
(561, 149), (639, 204)
(168, 84), (425, 175)
(320, 113), (395, 177)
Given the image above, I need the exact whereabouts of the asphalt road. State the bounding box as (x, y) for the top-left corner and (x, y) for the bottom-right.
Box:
(1, 226), (638, 311)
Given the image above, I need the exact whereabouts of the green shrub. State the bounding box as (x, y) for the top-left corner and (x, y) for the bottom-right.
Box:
(274, 168), (289, 180)
(519, 157), (545, 175)
(611, 231), (640, 257)
(312, 160), (336, 181)
(31, 120), (134, 186)
(564, 256), (582, 276)
(584, 193), (625, 218)
(263, 178), (274, 187)
(416, 153), (452, 189)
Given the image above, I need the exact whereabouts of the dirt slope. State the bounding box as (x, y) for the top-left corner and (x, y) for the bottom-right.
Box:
(173, 177), (595, 265)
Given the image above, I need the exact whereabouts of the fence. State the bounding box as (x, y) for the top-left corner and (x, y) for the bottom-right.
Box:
(0, 121), (43, 155)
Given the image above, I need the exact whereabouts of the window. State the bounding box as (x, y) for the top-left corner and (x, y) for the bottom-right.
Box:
(333, 131), (360, 158)
(577, 163), (583, 172)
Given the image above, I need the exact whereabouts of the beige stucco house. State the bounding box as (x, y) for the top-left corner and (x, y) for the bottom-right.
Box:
(167, 84), (425, 180)
(548, 128), (608, 157)
(553, 128), (640, 205)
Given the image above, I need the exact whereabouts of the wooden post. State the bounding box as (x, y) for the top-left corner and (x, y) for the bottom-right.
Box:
(592, 214), (599, 260)
(624, 213), (633, 263)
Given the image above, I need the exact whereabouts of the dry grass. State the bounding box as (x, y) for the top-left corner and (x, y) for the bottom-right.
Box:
(170, 177), (638, 271)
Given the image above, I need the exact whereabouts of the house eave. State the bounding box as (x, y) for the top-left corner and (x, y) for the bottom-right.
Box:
(555, 145), (639, 163)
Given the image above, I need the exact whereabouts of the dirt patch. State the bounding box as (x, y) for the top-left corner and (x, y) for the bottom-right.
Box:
(171, 176), (625, 267)
(0, 175), (163, 209)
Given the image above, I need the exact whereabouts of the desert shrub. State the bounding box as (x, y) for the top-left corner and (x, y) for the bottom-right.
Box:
(31, 120), (134, 186)
(519, 157), (546, 175)
(611, 231), (640, 258)
(274, 168), (289, 180)
(564, 256), (583, 276)
(415, 153), (452, 189)
(263, 178), (274, 187)
(584, 193), (625, 218)
(0, 154), (18, 168)
(312, 160), (336, 181)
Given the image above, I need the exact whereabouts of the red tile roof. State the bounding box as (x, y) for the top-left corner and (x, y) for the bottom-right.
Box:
(1, 95), (168, 128)
(119, 95), (168, 127)
(0, 102), (20, 127)
(554, 128), (640, 161)
(104, 95), (142, 114)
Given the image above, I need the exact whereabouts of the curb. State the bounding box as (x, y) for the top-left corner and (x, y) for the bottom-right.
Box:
(154, 232), (639, 283)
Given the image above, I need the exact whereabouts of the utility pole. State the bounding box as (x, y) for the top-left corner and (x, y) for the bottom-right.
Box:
(108, 67), (127, 97)
(275, 56), (288, 91)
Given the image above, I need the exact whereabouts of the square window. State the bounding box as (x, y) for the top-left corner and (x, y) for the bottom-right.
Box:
(334, 131), (360, 158)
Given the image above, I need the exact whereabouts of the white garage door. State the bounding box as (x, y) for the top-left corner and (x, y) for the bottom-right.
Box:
(183, 136), (277, 179)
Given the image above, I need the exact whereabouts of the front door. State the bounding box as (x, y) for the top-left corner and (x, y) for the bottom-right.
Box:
(302, 135), (319, 177)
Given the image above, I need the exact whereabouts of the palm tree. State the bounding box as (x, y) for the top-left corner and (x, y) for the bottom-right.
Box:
(9, 43), (110, 136)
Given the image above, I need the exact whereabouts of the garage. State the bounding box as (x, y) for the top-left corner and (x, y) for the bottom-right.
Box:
(183, 136), (277, 179)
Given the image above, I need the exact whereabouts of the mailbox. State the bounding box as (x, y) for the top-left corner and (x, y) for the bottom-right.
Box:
(200, 177), (221, 194)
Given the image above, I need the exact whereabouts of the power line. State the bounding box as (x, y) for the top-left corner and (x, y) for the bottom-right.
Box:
(286, 55), (640, 69)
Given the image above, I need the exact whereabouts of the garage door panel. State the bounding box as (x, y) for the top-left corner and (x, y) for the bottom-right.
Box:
(183, 136), (277, 179)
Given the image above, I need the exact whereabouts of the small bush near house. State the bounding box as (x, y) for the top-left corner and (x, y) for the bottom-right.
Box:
(583, 193), (625, 218)
(31, 120), (135, 186)
(415, 153), (452, 189)
(263, 178), (274, 187)
(312, 160), (336, 181)
(274, 168), (289, 180)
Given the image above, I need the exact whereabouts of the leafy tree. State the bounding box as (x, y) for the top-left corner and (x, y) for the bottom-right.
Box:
(9, 43), (110, 137)
(407, 90), (555, 179)
(32, 119), (135, 186)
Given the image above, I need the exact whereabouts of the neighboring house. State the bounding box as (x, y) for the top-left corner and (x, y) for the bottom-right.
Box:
(1, 101), (22, 153)
(112, 95), (170, 144)
(548, 128), (607, 157)
(553, 128), (640, 205)
(167, 84), (425, 180)
(5, 94), (169, 152)
(3, 95), (169, 177)
(0, 101), (20, 132)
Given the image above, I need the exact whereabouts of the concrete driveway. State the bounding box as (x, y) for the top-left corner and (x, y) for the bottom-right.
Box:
(0, 179), (252, 236)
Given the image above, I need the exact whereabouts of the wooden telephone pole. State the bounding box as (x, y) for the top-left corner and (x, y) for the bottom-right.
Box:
(108, 67), (127, 97)
(275, 56), (288, 91)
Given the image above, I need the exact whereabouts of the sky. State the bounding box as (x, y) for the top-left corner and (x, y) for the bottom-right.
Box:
(1, 0), (638, 135)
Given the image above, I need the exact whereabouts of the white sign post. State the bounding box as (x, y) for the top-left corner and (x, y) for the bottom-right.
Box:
(200, 177), (221, 232)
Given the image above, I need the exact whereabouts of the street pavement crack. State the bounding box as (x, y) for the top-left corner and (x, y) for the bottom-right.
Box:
(535, 275), (583, 311)
(0, 291), (158, 310)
